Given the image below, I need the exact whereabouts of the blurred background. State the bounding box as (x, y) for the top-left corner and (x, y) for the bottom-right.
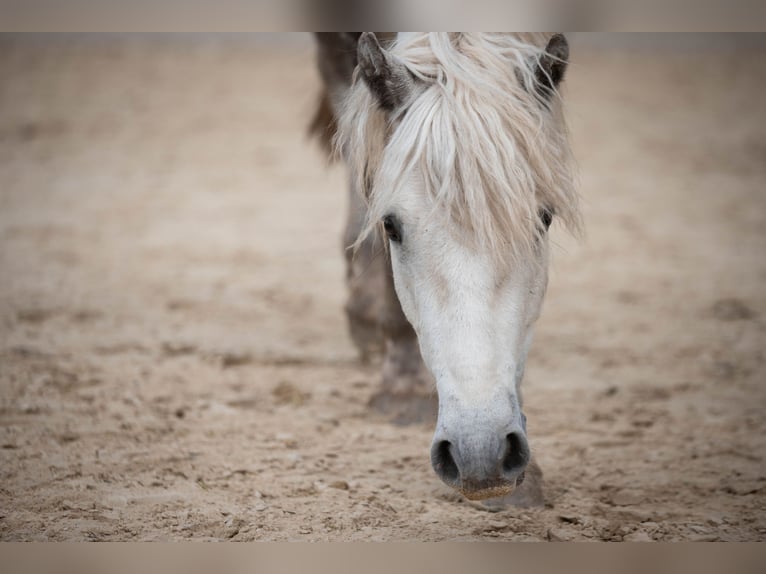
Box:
(0, 33), (764, 541)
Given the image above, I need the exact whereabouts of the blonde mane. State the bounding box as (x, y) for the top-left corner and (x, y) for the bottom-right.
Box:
(337, 33), (582, 261)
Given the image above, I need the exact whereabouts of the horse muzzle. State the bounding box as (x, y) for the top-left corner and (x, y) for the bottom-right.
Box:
(430, 423), (530, 500)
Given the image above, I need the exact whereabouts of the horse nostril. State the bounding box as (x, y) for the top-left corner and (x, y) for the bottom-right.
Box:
(502, 432), (530, 475)
(432, 440), (460, 485)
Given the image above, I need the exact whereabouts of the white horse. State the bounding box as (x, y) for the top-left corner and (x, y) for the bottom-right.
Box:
(314, 33), (581, 505)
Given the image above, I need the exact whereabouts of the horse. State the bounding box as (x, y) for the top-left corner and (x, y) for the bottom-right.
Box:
(311, 33), (581, 506)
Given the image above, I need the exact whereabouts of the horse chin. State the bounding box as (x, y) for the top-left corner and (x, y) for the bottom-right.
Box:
(459, 472), (525, 501)
(460, 483), (516, 501)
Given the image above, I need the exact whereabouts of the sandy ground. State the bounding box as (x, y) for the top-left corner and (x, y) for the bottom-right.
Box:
(0, 35), (765, 541)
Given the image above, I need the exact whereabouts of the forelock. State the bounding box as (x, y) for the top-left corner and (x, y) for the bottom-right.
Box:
(337, 33), (582, 262)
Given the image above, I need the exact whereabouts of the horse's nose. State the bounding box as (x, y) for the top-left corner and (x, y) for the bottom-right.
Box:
(430, 429), (530, 500)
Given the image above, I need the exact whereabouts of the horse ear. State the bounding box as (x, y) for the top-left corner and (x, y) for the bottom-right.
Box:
(357, 32), (417, 111)
(534, 34), (569, 99)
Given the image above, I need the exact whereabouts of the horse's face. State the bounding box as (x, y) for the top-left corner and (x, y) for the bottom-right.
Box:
(352, 32), (570, 499)
(383, 179), (547, 499)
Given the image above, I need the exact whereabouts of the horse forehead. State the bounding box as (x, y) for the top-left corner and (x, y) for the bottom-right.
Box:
(404, 203), (522, 296)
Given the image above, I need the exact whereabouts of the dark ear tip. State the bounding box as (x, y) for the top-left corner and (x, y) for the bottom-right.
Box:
(358, 32), (378, 53)
(534, 33), (569, 99)
(546, 33), (569, 60)
(357, 32), (382, 73)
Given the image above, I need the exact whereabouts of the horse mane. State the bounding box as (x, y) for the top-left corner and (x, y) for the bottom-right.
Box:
(337, 33), (582, 262)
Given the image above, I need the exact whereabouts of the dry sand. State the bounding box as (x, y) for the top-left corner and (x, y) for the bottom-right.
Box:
(0, 35), (764, 541)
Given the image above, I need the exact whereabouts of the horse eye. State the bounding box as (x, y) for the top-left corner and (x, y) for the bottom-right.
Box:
(382, 215), (402, 243)
(540, 208), (553, 231)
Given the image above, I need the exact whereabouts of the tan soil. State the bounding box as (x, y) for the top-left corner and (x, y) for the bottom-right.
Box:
(0, 36), (764, 541)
